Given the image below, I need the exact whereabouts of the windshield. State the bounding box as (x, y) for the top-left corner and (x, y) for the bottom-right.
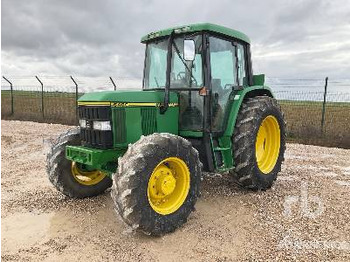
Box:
(143, 34), (203, 89)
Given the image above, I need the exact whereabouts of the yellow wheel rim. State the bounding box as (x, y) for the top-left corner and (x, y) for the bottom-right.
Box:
(255, 115), (281, 174)
(71, 162), (106, 186)
(147, 157), (190, 215)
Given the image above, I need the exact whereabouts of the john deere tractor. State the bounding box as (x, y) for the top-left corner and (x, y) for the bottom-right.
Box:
(47, 23), (285, 235)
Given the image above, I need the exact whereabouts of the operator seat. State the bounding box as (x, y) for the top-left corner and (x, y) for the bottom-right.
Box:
(211, 79), (224, 131)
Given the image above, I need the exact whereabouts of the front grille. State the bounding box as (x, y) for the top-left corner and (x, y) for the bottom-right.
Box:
(79, 106), (110, 120)
(113, 108), (127, 144)
(78, 106), (113, 149)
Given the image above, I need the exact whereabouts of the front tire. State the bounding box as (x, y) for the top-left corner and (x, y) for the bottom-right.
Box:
(111, 133), (202, 236)
(230, 96), (286, 190)
(46, 128), (112, 198)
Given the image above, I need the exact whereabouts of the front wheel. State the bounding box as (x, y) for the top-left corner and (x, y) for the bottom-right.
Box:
(111, 133), (202, 236)
(230, 96), (286, 190)
(46, 128), (112, 198)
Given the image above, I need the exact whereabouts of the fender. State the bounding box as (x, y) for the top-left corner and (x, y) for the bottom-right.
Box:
(223, 84), (274, 137)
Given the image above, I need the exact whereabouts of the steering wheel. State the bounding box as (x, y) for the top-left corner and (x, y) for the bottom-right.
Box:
(177, 72), (186, 80)
(177, 72), (198, 87)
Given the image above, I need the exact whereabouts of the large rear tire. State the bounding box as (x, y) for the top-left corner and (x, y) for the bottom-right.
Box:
(230, 96), (286, 190)
(46, 128), (112, 198)
(111, 133), (202, 236)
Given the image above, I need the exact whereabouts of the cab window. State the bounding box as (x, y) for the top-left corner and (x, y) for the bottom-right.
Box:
(237, 43), (246, 86)
(209, 36), (237, 132)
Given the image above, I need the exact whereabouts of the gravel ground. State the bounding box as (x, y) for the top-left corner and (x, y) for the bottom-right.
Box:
(1, 120), (350, 261)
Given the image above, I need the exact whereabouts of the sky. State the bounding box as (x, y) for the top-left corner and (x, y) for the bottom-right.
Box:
(1, 0), (350, 80)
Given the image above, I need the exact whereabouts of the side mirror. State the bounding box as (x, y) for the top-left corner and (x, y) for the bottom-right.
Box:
(183, 39), (195, 61)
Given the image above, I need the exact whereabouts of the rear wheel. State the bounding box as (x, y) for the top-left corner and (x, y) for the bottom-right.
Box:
(46, 128), (112, 198)
(111, 133), (202, 236)
(230, 96), (286, 190)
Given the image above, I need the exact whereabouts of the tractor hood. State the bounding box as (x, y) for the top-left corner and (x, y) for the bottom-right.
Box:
(78, 90), (178, 103)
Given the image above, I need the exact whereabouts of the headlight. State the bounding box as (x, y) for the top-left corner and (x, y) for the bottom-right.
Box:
(79, 119), (87, 128)
(93, 121), (111, 131)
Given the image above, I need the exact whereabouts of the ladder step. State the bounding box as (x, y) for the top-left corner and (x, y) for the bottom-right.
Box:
(213, 147), (231, 152)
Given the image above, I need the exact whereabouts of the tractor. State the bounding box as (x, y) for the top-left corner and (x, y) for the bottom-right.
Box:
(47, 23), (286, 235)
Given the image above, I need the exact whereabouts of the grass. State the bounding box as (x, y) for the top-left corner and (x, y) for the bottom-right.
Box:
(2, 91), (350, 148)
(1, 90), (78, 125)
(279, 100), (350, 148)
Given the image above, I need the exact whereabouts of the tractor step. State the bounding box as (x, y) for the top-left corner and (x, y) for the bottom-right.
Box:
(213, 147), (231, 152)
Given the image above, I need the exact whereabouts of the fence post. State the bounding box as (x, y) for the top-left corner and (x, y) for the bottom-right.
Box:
(35, 76), (44, 119)
(2, 76), (14, 115)
(70, 76), (79, 124)
(109, 76), (116, 90)
(321, 77), (328, 135)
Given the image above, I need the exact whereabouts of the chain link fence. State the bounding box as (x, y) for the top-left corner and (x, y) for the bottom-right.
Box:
(1, 76), (350, 148)
(275, 91), (350, 148)
(268, 77), (350, 148)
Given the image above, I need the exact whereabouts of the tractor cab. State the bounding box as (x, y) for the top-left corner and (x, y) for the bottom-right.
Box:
(142, 24), (252, 133)
(142, 23), (254, 171)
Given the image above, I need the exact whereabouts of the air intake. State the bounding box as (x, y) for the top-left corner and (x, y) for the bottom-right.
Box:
(141, 108), (157, 135)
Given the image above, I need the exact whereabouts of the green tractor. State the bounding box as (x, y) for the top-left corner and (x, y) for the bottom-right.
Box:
(47, 23), (285, 235)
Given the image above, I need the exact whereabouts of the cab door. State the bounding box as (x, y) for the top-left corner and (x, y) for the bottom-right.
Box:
(208, 36), (247, 134)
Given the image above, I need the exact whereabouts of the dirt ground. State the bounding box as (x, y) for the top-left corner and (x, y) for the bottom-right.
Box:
(1, 120), (350, 261)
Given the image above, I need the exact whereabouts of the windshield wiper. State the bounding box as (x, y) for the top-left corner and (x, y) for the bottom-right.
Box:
(160, 31), (175, 114)
(161, 32), (197, 114)
(154, 77), (160, 87)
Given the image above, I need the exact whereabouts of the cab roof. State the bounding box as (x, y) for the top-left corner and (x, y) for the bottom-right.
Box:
(141, 23), (250, 44)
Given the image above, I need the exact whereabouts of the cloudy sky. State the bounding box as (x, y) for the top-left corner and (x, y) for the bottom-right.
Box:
(2, 0), (350, 80)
